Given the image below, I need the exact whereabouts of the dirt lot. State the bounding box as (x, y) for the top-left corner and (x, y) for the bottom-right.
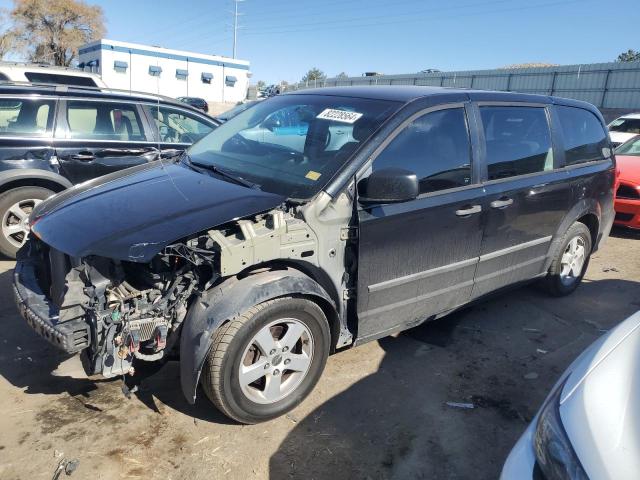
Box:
(0, 228), (639, 480)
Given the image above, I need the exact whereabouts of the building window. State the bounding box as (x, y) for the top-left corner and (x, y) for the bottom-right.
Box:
(225, 75), (237, 86)
(114, 61), (128, 73)
(176, 69), (189, 80)
(201, 72), (213, 84)
(149, 65), (162, 77)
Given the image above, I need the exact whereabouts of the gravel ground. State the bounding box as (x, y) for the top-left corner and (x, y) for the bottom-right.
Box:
(0, 228), (638, 480)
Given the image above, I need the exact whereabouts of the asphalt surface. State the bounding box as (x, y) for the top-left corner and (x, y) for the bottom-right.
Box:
(0, 228), (639, 480)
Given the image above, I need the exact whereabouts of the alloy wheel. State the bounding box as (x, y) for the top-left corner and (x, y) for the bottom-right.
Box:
(238, 318), (314, 404)
(1, 198), (42, 249)
(559, 236), (586, 286)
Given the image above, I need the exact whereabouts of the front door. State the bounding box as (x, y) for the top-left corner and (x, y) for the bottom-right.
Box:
(471, 104), (572, 299)
(55, 99), (158, 184)
(356, 105), (486, 342)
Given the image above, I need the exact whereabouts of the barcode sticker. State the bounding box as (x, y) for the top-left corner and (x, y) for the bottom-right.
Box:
(316, 108), (363, 124)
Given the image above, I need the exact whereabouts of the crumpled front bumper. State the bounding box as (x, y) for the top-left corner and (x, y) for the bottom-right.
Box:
(13, 245), (90, 354)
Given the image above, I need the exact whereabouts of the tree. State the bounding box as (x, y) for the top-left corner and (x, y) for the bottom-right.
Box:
(336, 72), (349, 79)
(255, 80), (266, 90)
(301, 67), (326, 84)
(11, 0), (105, 66)
(617, 49), (640, 62)
(0, 8), (21, 59)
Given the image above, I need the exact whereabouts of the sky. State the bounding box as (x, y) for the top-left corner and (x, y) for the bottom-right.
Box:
(2, 0), (640, 84)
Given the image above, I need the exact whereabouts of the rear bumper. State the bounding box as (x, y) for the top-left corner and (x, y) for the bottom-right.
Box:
(614, 197), (640, 229)
(13, 246), (90, 354)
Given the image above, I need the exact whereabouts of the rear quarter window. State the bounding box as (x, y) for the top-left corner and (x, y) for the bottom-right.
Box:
(556, 106), (608, 166)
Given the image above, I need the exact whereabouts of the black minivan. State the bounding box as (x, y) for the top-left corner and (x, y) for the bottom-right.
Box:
(13, 86), (615, 424)
(0, 84), (219, 258)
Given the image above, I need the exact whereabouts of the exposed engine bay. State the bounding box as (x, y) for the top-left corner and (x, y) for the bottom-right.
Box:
(28, 207), (326, 379)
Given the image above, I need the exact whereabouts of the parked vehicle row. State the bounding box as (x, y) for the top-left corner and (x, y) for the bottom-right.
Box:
(13, 86), (615, 424)
(0, 83), (220, 257)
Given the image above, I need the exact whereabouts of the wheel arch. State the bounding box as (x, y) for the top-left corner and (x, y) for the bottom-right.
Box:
(576, 212), (599, 250)
(543, 200), (601, 272)
(0, 170), (71, 196)
(179, 267), (337, 404)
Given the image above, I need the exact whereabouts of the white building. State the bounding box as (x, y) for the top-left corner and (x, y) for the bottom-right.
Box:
(78, 39), (250, 104)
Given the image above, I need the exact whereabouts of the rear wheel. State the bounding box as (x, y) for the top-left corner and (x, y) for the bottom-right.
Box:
(201, 297), (330, 424)
(0, 186), (53, 258)
(544, 222), (592, 296)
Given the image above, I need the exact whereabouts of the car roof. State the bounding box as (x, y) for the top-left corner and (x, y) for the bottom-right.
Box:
(285, 85), (599, 112)
(0, 82), (202, 112)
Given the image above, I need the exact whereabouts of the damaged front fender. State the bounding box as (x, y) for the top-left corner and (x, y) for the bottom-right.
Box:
(180, 267), (335, 404)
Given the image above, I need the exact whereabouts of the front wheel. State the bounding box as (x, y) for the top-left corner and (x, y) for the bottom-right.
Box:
(0, 186), (54, 258)
(544, 222), (592, 296)
(201, 297), (330, 424)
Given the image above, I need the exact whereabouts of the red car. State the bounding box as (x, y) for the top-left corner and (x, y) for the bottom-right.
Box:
(614, 135), (640, 229)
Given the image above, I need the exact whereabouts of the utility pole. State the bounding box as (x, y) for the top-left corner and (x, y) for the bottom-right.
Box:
(232, 0), (244, 59)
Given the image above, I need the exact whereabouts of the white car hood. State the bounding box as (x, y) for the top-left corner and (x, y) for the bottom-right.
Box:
(610, 131), (638, 145)
(559, 311), (640, 480)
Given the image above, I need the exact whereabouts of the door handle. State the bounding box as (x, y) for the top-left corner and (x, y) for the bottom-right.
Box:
(70, 151), (95, 161)
(490, 197), (514, 209)
(455, 204), (482, 216)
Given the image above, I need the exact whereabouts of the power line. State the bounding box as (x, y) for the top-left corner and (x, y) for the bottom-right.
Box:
(243, 0), (584, 36)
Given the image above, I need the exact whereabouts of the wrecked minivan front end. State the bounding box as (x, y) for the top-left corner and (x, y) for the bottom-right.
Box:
(13, 203), (339, 386)
(14, 234), (216, 377)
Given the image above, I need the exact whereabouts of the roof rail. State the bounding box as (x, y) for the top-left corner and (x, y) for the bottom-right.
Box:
(0, 61), (101, 74)
(0, 80), (185, 104)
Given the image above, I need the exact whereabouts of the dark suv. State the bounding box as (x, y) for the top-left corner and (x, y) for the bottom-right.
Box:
(0, 84), (219, 257)
(13, 86), (615, 424)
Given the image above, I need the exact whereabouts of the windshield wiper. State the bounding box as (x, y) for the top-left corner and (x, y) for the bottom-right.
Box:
(185, 154), (260, 189)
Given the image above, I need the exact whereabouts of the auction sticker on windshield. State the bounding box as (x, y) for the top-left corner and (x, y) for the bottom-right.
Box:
(316, 108), (363, 124)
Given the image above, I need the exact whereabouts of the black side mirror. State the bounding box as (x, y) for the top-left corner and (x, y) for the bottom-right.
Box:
(357, 168), (419, 204)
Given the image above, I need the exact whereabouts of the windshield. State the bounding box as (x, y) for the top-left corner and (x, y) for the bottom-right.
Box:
(616, 135), (640, 156)
(609, 117), (640, 133)
(188, 94), (401, 198)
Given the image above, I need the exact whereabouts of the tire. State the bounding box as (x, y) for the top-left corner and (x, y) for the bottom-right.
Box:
(0, 186), (54, 259)
(544, 222), (592, 297)
(201, 296), (330, 424)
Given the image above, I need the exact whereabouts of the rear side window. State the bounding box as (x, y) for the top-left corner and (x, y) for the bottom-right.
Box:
(371, 108), (472, 194)
(25, 72), (97, 87)
(64, 101), (145, 141)
(0, 73), (8, 81)
(556, 106), (608, 165)
(0, 98), (55, 136)
(480, 106), (554, 180)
